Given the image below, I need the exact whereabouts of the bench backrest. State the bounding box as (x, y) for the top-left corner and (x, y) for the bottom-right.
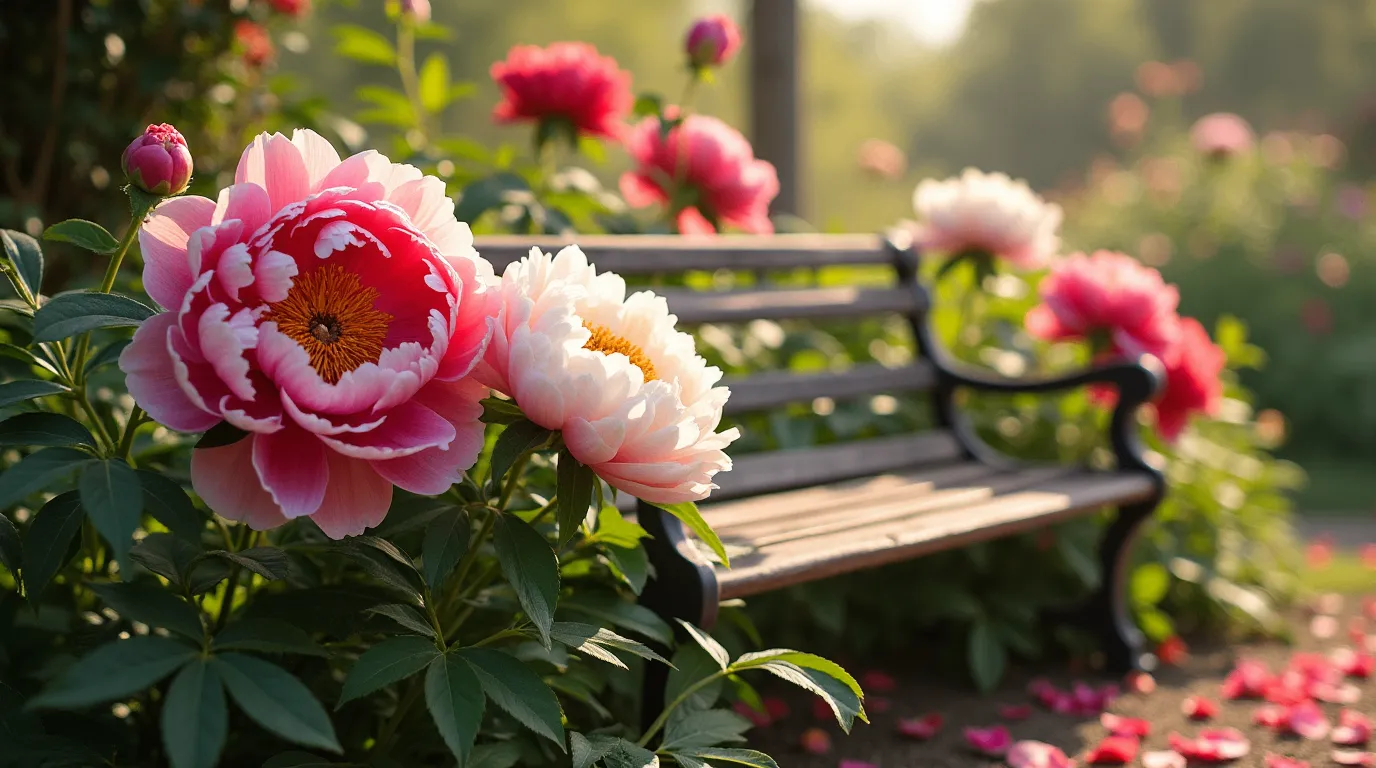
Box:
(474, 233), (964, 502)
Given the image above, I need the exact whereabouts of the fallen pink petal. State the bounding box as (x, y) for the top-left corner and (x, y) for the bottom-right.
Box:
(1312, 614), (1340, 639)
(1333, 751), (1376, 767)
(732, 700), (773, 728)
(1000, 704), (1034, 721)
(1101, 712), (1151, 738)
(1332, 647), (1375, 679)
(1334, 710), (1373, 747)
(838, 761), (879, 768)
(1182, 694), (1219, 720)
(897, 713), (944, 741)
(1141, 751), (1187, 768)
(1084, 735), (1139, 765)
(964, 724), (1013, 756)
(1221, 658), (1273, 699)
(861, 670), (898, 693)
(866, 696), (891, 714)
(1263, 754), (1309, 768)
(1168, 728), (1251, 762)
(1007, 740), (1077, 768)
(1285, 700), (1331, 740)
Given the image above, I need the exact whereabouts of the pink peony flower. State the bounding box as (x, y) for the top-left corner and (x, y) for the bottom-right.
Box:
(1168, 728), (1251, 762)
(1191, 113), (1255, 158)
(491, 43), (631, 142)
(234, 20), (274, 68)
(1264, 756), (1309, 768)
(1025, 251), (1180, 362)
(621, 113), (778, 235)
(1008, 741), (1077, 768)
(1335, 710), (1373, 747)
(123, 123), (193, 196)
(1182, 695), (1218, 720)
(1153, 317), (1225, 441)
(685, 15), (741, 68)
(1141, 751), (1186, 768)
(912, 168), (1063, 269)
(477, 246), (738, 504)
(121, 129), (493, 538)
(1101, 713), (1150, 738)
(1085, 735), (1138, 765)
(896, 713), (943, 740)
(964, 725), (1012, 756)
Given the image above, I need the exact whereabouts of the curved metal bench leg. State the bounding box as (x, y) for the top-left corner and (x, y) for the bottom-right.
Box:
(1092, 499), (1159, 672)
(636, 502), (721, 732)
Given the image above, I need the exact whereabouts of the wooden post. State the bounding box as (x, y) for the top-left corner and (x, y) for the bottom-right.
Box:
(748, 0), (800, 218)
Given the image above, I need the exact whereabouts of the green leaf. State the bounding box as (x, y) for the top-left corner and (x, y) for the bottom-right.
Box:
(494, 514), (559, 647)
(22, 492), (85, 599)
(1057, 534), (1100, 588)
(332, 24), (396, 65)
(671, 748), (776, 768)
(137, 470), (205, 542)
(455, 173), (531, 224)
(0, 447), (89, 511)
(214, 652), (341, 753)
(413, 21), (454, 40)
(79, 459), (142, 574)
(665, 644), (726, 712)
(208, 546), (293, 580)
(84, 338), (131, 374)
(489, 419), (552, 489)
(422, 508), (469, 588)
(162, 659), (227, 768)
(263, 753), (337, 768)
(470, 741), (524, 768)
(677, 619), (729, 669)
(1131, 562), (1171, 606)
(365, 603), (436, 638)
(561, 593), (673, 645)
(43, 219), (119, 255)
(549, 621), (670, 667)
(479, 396), (525, 425)
(591, 736), (659, 768)
(633, 94), (664, 119)
(0, 412), (96, 448)
(0, 342), (58, 374)
(605, 543), (648, 595)
(213, 619), (328, 657)
(338, 635), (439, 707)
(1, 229), (43, 299)
(571, 732), (604, 768)
(662, 709), (751, 751)
(730, 651), (865, 731)
(419, 53), (451, 114)
(459, 648), (564, 748)
(336, 544), (423, 602)
(131, 532), (201, 584)
(645, 501), (728, 567)
(90, 582), (204, 640)
(556, 449), (595, 544)
(32, 292), (156, 342)
(591, 506), (648, 548)
(0, 514), (19, 576)
(967, 621), (1007, 693)
(186, 557), (233, 596)
(0, 380), (68, 408)
(196, 421), (248, 449)
(28, 635), (196, 708)
(425, 652), (485, 764)
(355, 85), (416, 128)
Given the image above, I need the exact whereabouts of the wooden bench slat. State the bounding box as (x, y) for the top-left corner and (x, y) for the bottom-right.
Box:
(660, 286), (918, 324)
(715, 472), (1157, 599)
(713, 432), (965, 502)
(722, 362), (937, 414)
(475, 234), (892, 275)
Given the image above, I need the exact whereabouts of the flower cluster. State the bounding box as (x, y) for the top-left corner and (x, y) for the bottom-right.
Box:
(121, 129), (739, 538)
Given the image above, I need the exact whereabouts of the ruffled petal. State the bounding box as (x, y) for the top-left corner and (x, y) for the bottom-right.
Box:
(191, 437), (289, 531)
(291, 128), (343, 191)
(235, 132), (311, 214)
(252, 423), (329, 518)
(120, 313), (221, 432)
(309, 451), (392, 539)
(139, 195), (217, 310)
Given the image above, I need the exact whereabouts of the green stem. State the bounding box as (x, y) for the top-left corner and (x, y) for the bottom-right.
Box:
(638, 669), (729, 747)
(71, 391), (116, 454)
(117, 405), (144, 461)
(394, 19), (428, 145)
(98, 204), (150, 295)
(497, 452), (532, 510)
(376, 677), (424, 753)
(213, 527), (254, 631)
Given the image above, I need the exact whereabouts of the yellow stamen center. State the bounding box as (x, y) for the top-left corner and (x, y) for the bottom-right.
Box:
(267, 264), (392, 384)
(582, 321), (657, 382)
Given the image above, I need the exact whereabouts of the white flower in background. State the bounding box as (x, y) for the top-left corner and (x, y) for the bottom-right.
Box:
(912, 167), (1063, 269)
(477, 246), (739, 504)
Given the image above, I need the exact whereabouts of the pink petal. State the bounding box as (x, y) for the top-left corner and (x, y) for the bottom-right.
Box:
(897, 713), (943, 741)
(1085, 735), (1138, 765)
(838, 762), (877, 768)
(139, 195), (217, 310)
(1333, 750), (1376, 766)
(121, 313), (221, 432)
(291, 128), (343, 190)
(1334, 710), (1372, 746)
(1000, 704), (1033, 721)
(321, 400), (457, 460)
(252, 424), (329, 518)
(1263, 755), (1309, 768)
(1141, 751), (1186, 768)
(212, 182), (272, 234)
(1008, 741), (1077, 768)
(308, 451), (392, 539)
(732, 701), (771, 728)
(235, 132), (311, 213)
(964, 725), (1012, 756)
(191, 437), (288, 531)
(1182, 695), (1218, 720)
(1101, 712), (1151, 738)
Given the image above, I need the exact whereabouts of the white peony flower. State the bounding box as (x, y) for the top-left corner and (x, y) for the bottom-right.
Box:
(477, 246), (739, 504)
(913, 167), (1063, 269)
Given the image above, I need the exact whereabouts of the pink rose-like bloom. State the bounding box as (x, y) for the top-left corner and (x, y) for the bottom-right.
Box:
(400, 0), (430, 22)
(913, 168), (1063, 269)
(1153, 317), (1225, 441)
(1025, 251), (1181, 361)
(123, 123), (193, 196)
(1008, 741), (1077, 768)
(491, 42), (631, 142)
(1191, 113), (1255, 157)
(234, 20), (274, 68)
(964, 725), (1012, 756)
(621, 113), (779, 235)
(268, 0), (309, 17)
(121, 129), (494, 538)
(685, 14), (741, 68)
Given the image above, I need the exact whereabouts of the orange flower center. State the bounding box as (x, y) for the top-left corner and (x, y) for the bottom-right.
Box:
(267, 264), (392, 383)
(582, 321), (657, 382)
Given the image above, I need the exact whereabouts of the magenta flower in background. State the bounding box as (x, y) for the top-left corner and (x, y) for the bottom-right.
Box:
(121, 129), (495, 538)
(234, 19), (274, 68)
(491, 42), (632, 142)
(685, 14), (742, 69)
(1190, 112), (1255, 158)
(122, 123), (193, 196)
(621, 112), (779, 234)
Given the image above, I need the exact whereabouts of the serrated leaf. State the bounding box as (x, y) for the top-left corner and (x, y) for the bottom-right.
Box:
(137, 471), (205, 542)
(419, 53), (451, 114)
(130, 532), (202, 584)
(162, 659), (227, 768)
(488, 419), (551, 489)
(208, 546), (292, 580)
(662, 709), (752, 751)
(365, 603), (436, 638)
(32, 292), (156, 342)
(336, 543), (423, 602)
(0, 380), (67, 408)
(671, 748), (777, 768)
(1, 229), (43, 299)
(550, 621), (670, 667)
(677, 620), (729, 669)
(28, 635), (196, 708)
(22, 491), (85, 599)
(561, 594), (673, 645)
(79, 459), (141, 574)
(469, 741), (523, 768)
(214, 653), (341, 753)
(665, 643), (726, 712)
(90, 581), (204, 640)
(596, 736), (659, 768)
(645, 501), (728, 567)
(732, 657), (864, 731)
(338, 635), (439, 707)
(0, 514), (19, 576)
(556, 449), (595, 545)
(494, 514), (559, 647)
(43, 219), (119, 255)
(592, 506), (648, 548)
(84, 338), (131, 374)
(0, 412), (96, 448)
(422, 508), (469, 588)
(213, 619), (328, 657)
(0, 447), (89, 511)
(425, 652), (485, 763)
(605, 543), (649, 595)
(459, 648), (564, 747)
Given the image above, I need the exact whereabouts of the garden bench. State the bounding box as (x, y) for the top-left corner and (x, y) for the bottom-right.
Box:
(476, 233), (1166, 690)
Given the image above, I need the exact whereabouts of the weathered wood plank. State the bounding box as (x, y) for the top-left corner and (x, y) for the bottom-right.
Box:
(722, 362), (937, 414)
(713, 432), (965, 501)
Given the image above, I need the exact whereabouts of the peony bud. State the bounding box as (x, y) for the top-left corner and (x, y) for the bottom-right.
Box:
(685, 15), (741, 69)
(401, 0), (431, 22)
(121, 124), (192, 196)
